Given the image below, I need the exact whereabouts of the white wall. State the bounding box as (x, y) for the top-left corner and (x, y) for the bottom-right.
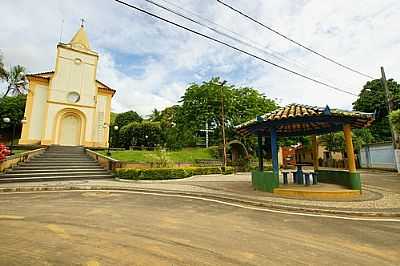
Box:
(28, 84), (48, 140)
(359, 143), (396, 170)
(50, 47), (97, 107)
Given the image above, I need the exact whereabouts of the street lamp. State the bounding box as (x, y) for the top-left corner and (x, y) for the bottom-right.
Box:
(145, 135), (149, 148)
(2, 117), (15, 155)
(106, 124), (119, 156)
(212, 80), (228, 170)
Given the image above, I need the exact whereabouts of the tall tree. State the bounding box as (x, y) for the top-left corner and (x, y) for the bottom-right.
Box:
(319, 128), (374, 156)
(114, 110), (142, 128)
(0, 95), (26, 140)
(148, 108), (161, 122)
(111, 110), (143, 147)
(353, 78), (400, 142)
(176, 77), (278, 147)
(2, 65), (28, 98)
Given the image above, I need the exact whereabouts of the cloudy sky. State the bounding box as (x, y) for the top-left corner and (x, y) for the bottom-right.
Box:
(1, 0), (399, 115)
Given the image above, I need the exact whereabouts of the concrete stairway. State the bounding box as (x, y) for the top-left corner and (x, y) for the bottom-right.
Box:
(0, 145), (113, 183)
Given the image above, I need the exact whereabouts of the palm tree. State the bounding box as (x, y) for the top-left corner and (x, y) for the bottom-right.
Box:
(2, 65), (28, 98)
(0, 54), (7, 80)
(149, 108), (161, 121)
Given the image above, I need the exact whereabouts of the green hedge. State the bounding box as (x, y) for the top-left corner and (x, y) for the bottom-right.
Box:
(114, 166), (235, 180)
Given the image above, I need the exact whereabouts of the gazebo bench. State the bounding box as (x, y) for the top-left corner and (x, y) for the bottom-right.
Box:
(282, 171), (318, 185)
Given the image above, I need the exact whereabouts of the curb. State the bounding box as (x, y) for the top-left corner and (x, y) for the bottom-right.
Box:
(1, 185), (399, 218)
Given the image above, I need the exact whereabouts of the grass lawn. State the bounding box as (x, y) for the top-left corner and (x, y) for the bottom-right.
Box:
(101, 147), (216, 163)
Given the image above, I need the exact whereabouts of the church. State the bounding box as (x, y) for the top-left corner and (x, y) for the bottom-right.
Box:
(19, 25), (115, 148)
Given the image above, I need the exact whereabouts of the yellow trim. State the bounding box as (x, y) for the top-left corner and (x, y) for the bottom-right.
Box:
(105, 94), (112, 147)
(18, 139), (41, 145)
(19, 82), (35, 143)
(58, 55), (96, 66)
(273, 187), (360, 200)
(19, 78), (50, 145)
(41, 139), (53, 145)
(98, 87), (115, 96)
(57, 44), (98, 57)
(344, 124), (356, 172)
(53, 108), (87, 146)
(46, 100), (95, 109)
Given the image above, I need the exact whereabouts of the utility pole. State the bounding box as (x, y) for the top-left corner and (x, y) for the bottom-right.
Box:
(212, 80), (228, 169)
(220, 80), (227, 170)
(381, 66), (400, 172)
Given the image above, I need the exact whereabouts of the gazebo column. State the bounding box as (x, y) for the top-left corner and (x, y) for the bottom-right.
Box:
(343, 124), (356, 172)
(257, 134), (264, 171)
(311, 135), (319, 171)
(271, 128), (279, 177)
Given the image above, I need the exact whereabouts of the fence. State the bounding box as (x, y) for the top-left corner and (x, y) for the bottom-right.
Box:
(359, 142), (396, 170)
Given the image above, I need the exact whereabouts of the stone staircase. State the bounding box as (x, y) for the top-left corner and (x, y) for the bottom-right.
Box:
(0, 145), (113, 183)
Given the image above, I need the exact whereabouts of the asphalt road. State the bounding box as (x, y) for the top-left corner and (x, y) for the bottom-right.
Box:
(0, 191), (399, 266)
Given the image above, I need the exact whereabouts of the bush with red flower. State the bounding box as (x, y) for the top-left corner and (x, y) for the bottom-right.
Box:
(0, 144), (11, 161)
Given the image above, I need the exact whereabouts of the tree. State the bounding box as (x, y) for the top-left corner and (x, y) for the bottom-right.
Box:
(353, 78), (400, 142)
(319, 128), (374, 156)
(114, 110), (142, 128)
(176, 77), (278, 147)
(389, 110), (400, 133)
(2, 65), (28, 98)
(148, 108), (161, 122)
(0, 95), (26, 141)
(111, 110), (142, 147)
(0, 53), (7, 81)
(119, 121), (162, 149)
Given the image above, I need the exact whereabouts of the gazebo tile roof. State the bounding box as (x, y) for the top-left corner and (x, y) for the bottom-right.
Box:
(235, 103), (374, 136)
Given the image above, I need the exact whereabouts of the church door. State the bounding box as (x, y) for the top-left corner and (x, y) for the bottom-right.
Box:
(59, 114), (81, 146)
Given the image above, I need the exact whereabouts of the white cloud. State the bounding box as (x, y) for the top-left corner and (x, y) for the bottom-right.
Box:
(1, 0), (399, 116)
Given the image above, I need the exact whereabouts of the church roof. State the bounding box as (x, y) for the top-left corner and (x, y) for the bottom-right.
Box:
(26, 71), (116, 96)
(70, 26), (90, 50)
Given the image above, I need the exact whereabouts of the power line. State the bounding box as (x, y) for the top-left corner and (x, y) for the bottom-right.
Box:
(216, 0), (375, 80)
(145, 0), (357, 93)
(113, 0), (358, 96)
(143, 0), (288, 65)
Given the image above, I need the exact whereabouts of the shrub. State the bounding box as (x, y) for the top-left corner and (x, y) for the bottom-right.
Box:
(114, 166), (235, 180)
(207, 146), (221, 159)
(390, 109), (400, 133)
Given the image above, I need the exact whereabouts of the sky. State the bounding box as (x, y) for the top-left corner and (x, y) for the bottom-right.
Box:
(1, 0), (399, 116)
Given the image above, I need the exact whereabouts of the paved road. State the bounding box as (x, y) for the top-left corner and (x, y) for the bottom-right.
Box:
(0, 191), (399, 265)
(360, 169), (400, 192)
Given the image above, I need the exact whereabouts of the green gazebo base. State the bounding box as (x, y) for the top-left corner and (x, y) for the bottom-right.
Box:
(251, 169), (361, 192)
(316, 170), (361, 190)
(251, 171), (279, 193)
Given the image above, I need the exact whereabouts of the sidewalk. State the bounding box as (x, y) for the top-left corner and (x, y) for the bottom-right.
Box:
(0, 170), (399, 217)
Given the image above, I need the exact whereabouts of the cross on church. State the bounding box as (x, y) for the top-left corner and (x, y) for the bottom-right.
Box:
(80, 18), (85, 27)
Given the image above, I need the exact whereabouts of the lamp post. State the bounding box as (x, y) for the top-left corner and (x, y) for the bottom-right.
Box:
(106, 125), (119, 156)
(145, 135), (149, 148)
(212, 80), (228, 170)
(2, 117), (14, 155)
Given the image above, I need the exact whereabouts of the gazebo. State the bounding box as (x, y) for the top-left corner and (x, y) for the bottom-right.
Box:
(235, 104), (374, 193)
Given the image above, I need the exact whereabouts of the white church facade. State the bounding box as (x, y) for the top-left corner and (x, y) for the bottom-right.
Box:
(19, 26), (115, 148)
